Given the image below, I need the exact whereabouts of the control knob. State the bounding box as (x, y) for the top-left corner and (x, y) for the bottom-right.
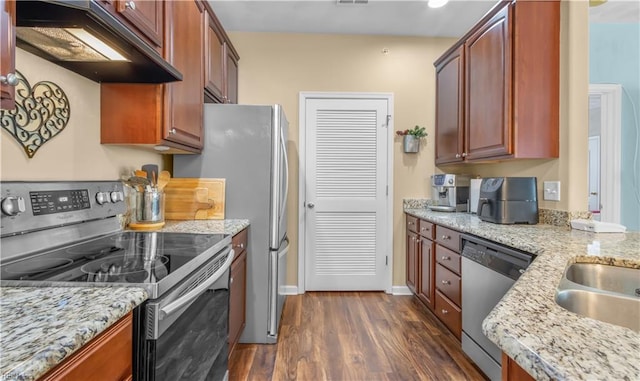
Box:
(110, 191), (124, 203)
(1, 196), (26, 216)
(95, 192), (111, 205)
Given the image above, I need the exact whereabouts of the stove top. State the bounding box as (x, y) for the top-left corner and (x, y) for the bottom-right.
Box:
(1, 181), (233, 299)
(0, 231), (232, 298)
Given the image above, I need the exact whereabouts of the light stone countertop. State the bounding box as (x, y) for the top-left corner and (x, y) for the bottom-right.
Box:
(161, 219), (249, 236)
(0, 287), (147, 381)
(404, 207), (640, 381)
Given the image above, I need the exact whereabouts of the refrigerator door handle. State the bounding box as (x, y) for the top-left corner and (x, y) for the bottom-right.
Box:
(279, 125), (289, 224)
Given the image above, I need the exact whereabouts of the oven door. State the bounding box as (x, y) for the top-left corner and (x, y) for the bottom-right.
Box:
(140, 247), (234, 381)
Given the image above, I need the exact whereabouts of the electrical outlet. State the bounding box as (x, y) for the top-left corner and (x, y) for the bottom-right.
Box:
(543, 181), (561, 201)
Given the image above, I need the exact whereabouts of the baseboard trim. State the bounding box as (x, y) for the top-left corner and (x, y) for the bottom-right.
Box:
(391, 286), (413, 295)
(284, 285), (412, 295)
(281, 285), (300, 295)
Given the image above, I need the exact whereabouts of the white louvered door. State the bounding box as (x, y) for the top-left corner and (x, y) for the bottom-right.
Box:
(305, 98), (389, 290)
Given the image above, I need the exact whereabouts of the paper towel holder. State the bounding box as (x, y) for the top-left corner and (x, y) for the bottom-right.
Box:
(468, 177), (483, 214)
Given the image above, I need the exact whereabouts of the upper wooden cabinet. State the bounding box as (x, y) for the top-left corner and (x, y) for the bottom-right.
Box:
(97, 0), (163, 50)
(434, 45), (464, 164)
(203, 3), (239, 104)
(101, 0), (204, 153)
(0, 0), (16, 110)
(434, 0), (560, 164)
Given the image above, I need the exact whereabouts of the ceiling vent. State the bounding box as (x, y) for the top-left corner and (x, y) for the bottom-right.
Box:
(337, 0), (369, 4)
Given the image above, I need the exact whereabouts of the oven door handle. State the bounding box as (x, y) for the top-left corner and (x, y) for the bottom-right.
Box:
(159, 249), (235, 319)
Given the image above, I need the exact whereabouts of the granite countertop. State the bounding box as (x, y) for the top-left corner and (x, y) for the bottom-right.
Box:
(0, 287), (147, 381)
(161, 218), (249, 236)
(404, 207), (640, 381)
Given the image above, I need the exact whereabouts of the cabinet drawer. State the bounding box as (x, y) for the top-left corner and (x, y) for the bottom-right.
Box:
(435, 245), (461, 274)
(406, 215), (419, 234)
(232, 228), (248, 257)
(435, 225), (461, 252)
(435, 290), (461, 340)
(418, 219), (434, 239)
(435, 264), (461, 306)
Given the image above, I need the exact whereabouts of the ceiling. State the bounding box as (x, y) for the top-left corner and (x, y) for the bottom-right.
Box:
(209, 0), (639, 39)
(208, 0), (500, 38)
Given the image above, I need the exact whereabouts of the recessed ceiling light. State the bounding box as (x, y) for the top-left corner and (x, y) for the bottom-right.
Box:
(428, 0), (449, 9)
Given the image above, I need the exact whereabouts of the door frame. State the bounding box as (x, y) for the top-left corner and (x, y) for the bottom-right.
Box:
(589, 84), (621, 223)
(297, 92), (394, 294)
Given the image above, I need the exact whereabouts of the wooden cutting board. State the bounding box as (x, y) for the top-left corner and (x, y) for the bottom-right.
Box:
(164, 178), (225, 220)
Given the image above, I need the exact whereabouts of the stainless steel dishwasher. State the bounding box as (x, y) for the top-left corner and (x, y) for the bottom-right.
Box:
(460, 234), (536, 381)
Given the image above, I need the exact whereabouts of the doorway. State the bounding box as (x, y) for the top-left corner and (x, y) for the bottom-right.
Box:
(298, 92), (393, 293)
(588, 84), (622, 223)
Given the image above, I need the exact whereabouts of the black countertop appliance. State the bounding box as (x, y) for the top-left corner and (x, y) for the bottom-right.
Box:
(477, 177), (538, 224)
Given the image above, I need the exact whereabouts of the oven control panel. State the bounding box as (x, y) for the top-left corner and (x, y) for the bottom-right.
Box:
(0, 181), (126, 237)
(30, 189), (91, 216)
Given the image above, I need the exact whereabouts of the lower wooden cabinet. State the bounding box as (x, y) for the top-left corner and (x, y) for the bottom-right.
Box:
(229, 228), (248, 356)
(406, 230), (418, 294)
(417, 236), (435, 310)
(405, 213), (462, 340)
(434, 290), (461, 340)
(39, 312), (133, 381)
(502, 352), (535, 381)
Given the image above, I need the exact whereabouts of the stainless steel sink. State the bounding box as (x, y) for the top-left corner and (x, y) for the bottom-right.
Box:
(555, 263), (640, 332)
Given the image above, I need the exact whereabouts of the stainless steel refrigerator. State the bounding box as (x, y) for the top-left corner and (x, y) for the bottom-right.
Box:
(173, 104), (289, 344)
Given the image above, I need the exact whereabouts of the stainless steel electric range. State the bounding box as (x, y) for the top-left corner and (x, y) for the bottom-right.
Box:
(0, 181), (234, 381)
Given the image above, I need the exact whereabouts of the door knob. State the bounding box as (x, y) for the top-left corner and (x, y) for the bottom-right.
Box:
(307, 202), (315, 209)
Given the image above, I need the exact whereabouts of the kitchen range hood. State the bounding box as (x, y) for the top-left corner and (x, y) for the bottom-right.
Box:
(15, 0), (182, 83)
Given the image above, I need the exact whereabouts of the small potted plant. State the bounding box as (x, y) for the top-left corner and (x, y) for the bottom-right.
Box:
(397, 125), (427, 153)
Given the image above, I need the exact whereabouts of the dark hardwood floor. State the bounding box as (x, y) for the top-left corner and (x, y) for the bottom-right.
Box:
(229, 292), (487, 381)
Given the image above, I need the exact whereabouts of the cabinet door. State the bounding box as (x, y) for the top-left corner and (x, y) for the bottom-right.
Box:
(39, 313), (133, 381)
(434, 44), (464, 164)
(164, 0), (204, 149)
(117, 0), (163, 48)
(0, 0), (16, 110)
(225, 45), (238, 104)
(204, 10), (225, 102)
(465, 4), (512, 160)
(229, 249), (246, 355)
(418, 238), (434, 310)
(406, 231), (418, 294)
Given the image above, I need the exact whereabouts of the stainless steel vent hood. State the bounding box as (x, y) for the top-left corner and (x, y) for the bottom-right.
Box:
(15, 0), (182, 83)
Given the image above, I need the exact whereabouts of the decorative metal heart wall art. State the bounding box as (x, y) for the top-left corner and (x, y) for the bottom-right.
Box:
(0, 70), (70, 158)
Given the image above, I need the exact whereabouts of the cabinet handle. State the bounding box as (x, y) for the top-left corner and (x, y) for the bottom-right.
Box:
(169, 128), (177, 135)
(461, 152), (467, 157)
(411, 237), (415, 241)
(455, 153), (461, 158)
(441, 309), (449, 315)
(125, 1), (136, 10)
(441, 235), (450, 240)
(230, 277), (234, 284)
(0, 73), (18, 86)
(441, 280), (451, 285)
(441, 256), (450, 261)
(234, 243), (244, 249)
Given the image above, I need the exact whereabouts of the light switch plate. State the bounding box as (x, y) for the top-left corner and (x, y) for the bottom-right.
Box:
(543, 181), (561, 201)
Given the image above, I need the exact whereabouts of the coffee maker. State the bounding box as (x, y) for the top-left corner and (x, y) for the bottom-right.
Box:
(428, 174), (471, 212)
